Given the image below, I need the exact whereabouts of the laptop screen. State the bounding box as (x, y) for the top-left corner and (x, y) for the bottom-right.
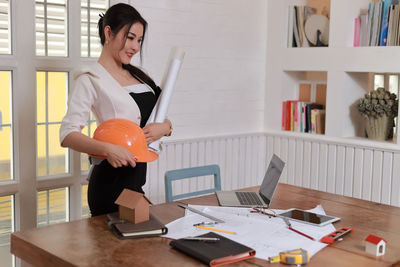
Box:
(259, 154), (285, 205)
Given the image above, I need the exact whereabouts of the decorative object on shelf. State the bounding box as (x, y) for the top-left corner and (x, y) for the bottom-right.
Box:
(304, 14), (329, 46)
(357, 87), (398, 141)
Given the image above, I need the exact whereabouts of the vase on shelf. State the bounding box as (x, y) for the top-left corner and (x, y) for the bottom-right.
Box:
(358, 87), (398, 141)
(364, 115), (394, 141)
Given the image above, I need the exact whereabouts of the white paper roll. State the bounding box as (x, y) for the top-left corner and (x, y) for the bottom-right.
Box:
(147, 47), (185, 152)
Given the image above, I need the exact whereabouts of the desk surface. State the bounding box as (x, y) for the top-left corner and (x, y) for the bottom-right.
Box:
(11, 184), (400, 267)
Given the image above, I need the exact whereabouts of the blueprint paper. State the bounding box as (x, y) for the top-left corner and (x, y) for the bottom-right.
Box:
(165, 205), (335, 260)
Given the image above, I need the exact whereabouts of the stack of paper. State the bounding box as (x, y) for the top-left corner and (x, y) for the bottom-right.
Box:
(165, 205), (335, 261)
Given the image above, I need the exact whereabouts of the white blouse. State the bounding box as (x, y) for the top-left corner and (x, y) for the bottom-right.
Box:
(59, 62), (143, 144)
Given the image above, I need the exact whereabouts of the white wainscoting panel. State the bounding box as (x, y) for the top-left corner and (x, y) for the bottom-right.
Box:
(145, 132), (400, 207)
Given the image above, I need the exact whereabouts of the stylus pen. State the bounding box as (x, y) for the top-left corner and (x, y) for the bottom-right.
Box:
(195, 225), (236, 235)
(182, 237), (220, 242)
(283, 218), (315, 241)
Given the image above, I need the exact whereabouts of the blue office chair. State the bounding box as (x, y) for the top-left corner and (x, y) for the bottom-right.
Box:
(165, 164), (222, 202)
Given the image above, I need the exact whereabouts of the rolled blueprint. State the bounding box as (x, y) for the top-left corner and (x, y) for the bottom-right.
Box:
(147, 46), (185, 152)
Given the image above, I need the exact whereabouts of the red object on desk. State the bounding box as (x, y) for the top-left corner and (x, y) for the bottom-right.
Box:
(320, 227), (353, 244)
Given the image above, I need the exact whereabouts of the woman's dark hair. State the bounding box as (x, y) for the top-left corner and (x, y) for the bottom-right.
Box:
(98, 3), (158, 91)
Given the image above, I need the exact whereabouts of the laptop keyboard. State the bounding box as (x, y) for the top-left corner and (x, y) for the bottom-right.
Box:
(235, 192), (263, 206)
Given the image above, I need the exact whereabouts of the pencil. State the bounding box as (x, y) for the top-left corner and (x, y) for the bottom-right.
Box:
(288, 227), (315, 241)
(195, 225), (236, 235)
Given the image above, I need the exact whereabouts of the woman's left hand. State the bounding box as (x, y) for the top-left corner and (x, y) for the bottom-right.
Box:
(142, 119), (171, 144)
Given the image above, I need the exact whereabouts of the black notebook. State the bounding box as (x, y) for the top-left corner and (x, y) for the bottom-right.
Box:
(106, 212), (168, 239)
(170, 232), (256, 267)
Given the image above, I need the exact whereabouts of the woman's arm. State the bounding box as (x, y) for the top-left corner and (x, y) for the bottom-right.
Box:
(62, 132), (137, 168)
(142, 118), (172, 144)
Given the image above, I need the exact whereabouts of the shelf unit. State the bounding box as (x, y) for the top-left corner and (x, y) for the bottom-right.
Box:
(265, 0), (400, 145)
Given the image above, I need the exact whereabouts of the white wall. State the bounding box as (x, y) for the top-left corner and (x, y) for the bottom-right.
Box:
(127, 0), (268, 139)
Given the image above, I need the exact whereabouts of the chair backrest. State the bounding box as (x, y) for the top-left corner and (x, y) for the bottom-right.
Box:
(165, 164), (221, 202)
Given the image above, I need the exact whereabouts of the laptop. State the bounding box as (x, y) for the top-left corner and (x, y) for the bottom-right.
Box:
(216, 154), (285, 208)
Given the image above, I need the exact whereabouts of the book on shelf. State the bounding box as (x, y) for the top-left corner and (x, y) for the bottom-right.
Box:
(296, 6), (306, 47)
(354, 17), (361, 46)
(394, 4), (400, 45)
(372, 1), (383, 46)
(380, 0), (393, 46)
(282, 101), (324, 134)
(305, 103), (324, 133)
(387, 4), (394, 45)
(288, 5), (294, 47)
(356, 1), (400, 47)
(282, 101), (286, 130)
(170, 232), (256, 267)
(290, 5), (317, 47)
(293, 6), (301, 47)
(367, 2), (374, 45)
(316, 110), (326, 134)
(360, 12), (369, 46)
(106, 211), (168, 239)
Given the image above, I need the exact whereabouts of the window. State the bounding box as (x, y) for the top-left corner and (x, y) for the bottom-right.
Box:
(81, 0), (108, 57)
(388, 75), (399, 95)
(81, 184), (90, 218)
(0, 0), (11, 54)
(0, 195), (14, 267)
(374, 74), (384, 90)
(81, 112), (97, 172)
(0, 71), (12, 181)
(37, 187), (69, 227)
(36, 71), (69, 177)
(373, 73), (399, 137)
(35, 0), (68, 57)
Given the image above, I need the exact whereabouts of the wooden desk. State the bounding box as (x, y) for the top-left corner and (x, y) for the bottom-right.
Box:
(11, 184), (400, 266)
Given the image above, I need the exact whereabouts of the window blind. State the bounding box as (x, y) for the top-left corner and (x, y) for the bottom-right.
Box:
(35, 0), (68, 57)
(81, 0), (108, 58)
(0, 0), (11, 54)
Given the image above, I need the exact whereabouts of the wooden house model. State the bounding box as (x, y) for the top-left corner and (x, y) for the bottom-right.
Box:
(114, 189), (152, 224)
(365, 234), (386, 256)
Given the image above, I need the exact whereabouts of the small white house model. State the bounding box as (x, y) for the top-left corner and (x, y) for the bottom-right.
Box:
(365, 234), (386, 256)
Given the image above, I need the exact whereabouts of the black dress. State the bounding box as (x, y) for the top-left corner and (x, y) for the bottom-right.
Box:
(87, 79), (161, 216)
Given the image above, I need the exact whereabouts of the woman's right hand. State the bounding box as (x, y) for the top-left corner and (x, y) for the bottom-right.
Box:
(105, 143), (137, 168)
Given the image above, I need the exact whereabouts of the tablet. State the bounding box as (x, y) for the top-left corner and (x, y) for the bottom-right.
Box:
(277, 208), (340, 227)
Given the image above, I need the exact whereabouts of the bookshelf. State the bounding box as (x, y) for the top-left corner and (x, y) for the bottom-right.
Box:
(265, 0), (400, 145)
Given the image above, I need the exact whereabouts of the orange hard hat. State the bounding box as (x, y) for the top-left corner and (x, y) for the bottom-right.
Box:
(90, 118), (158, 162)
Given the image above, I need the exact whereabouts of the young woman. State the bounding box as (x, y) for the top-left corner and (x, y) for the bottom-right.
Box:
(60, 3), (172, 216)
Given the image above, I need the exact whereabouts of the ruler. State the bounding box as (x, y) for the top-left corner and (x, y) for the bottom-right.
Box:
(178, 203), (225, 223)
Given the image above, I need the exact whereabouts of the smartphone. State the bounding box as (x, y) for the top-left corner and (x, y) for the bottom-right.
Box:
(277, 208), (340, 226)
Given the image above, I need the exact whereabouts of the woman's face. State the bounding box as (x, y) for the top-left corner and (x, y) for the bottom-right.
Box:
(108, 22), (144, 65)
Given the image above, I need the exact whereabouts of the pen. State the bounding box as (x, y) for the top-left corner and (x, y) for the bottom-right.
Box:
(193, 222), (218, 226)
(283, 218), (315, 241)
(195, 225), (236, 235)
(288, 226), (316, 241)
(182, 237), (220, 242)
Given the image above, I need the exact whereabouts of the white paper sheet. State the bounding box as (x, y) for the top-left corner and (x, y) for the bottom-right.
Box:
(165, 205), (335, 261)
